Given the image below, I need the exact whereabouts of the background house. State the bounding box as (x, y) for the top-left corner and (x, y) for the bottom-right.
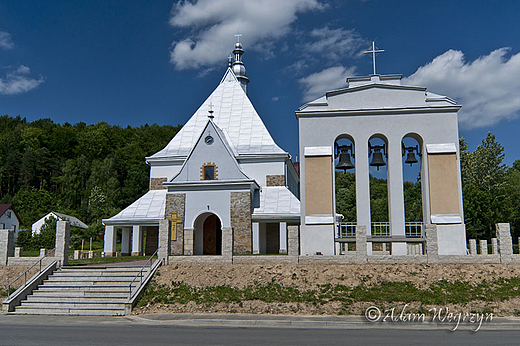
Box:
(32, 211), (88, 235)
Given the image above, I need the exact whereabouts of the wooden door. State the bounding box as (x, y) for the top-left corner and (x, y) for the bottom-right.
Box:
(203, 215), (217, 255)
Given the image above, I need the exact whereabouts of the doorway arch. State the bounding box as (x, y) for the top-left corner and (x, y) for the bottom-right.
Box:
(194, 212), (222, 255)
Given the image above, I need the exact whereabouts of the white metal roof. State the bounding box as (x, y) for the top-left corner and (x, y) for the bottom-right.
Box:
(103, 190), (166, 224)
(253, 187), (300, 219)
(148, 68), (286, 160)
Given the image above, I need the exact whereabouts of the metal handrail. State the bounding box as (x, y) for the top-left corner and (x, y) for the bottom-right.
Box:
(128, 248), (159, 299)
(6, 248), (56, 299)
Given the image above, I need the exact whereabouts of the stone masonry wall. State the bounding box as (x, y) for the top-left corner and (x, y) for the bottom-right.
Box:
(266, 175), (285, 187)
(230, 191), (252, 254)
(150, 177), (167, 190)
(165, 193), (186, 255)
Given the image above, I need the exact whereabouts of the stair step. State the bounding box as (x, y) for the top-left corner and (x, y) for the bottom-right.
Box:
(36, 286), (131, 292)
(12, 307), (125, 316)
(19, 302), (127, 309)
(52, 271), (144, 279)
(46, 277), (140, 282)
(41, 281), (138, 287)
(25, 296), (128, 303)
(31, 291), (128, 298)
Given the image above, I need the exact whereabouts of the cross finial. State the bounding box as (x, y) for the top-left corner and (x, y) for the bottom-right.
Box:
(208, 100), (214, 119)
(235, 32), (242, 43)
(363, 41), (385, 75)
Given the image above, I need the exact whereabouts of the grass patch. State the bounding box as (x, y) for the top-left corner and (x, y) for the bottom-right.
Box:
(68, 255), (151, 266)
(137, 277), (520, 311)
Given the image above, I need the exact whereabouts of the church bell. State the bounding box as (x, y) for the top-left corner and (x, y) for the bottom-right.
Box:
(404, 149), (418, 166)
(369, 145), (386, 170)
(402, 144), (421, 166)
(335, 144), (355, 172)
(336, 152), (355, 172)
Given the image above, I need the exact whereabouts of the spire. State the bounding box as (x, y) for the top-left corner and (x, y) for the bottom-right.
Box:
(231, 35), (249, 93)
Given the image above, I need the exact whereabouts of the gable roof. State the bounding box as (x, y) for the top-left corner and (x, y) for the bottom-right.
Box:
(298, 74), (460, 114)
(0, 204), (19, 221)
(147, 68), (286, 161)
(33, 212), (88, 229)
(171, 119), (251, 183)
(0, 204), (11, 217)
(103, 189), (167, 225)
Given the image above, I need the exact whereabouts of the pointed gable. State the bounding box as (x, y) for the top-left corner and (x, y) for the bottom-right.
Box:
(148, 68), (286, 160)
(172, 120), (251, 182)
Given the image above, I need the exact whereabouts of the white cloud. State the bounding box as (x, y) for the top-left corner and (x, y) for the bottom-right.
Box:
(0, 65), (44, 95)
(0, 31), (14, 50)
(299, 65), (356, 101)
(169, 0), (325, 70)
(403, 48), (520, 129)
(303, 27), (366, 61)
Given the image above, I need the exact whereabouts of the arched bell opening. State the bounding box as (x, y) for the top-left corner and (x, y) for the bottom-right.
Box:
(193, 212), (222, 255)
(401, 134), (424, 239)
(334, 135), (356, 253)
(368, 135), (389, 240)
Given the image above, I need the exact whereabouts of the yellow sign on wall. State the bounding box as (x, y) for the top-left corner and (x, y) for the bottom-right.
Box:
(166, 212), (183, 241)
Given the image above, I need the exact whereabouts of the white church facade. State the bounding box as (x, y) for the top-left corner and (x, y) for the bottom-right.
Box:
(103, 42), (468, 260)
(103, 43), (300, 258)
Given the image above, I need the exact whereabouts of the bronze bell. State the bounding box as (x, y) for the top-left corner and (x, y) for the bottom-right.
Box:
(336, 152), (355, 172)
(370, 148), (386, 170)
(404, 149), (418, 166)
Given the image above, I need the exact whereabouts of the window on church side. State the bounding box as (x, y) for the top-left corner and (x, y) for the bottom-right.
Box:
(201, 163), (218, 180)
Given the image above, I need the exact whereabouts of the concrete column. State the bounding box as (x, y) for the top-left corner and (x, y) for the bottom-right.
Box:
(158, 220), (170, 264)
(0, 229), (14, 265)
(424, 224), (438, 258)
(121, 227), (131, 256)
(14, 247), (22, 257)
(222, 227), (233, 260)
(496, 223), (513, 263)
(132, 225), (143, 256)
(74, 249), (81, 260)
(387, 137), (406, 238)
(355, 225), (367, 260)
(355, 138), (371, 233)
(491, 238), (498, 254)
(252, 222), (260, 254)
(184, 228), (193, 256)
(287, 225), (299, 257)
(103, 225), (117, 257)
(469, 239), (477, 255)
(55, 221), (70, 266)
(279, 222), (287, 254)
(39, 248), (47, 257)
(479, 240), (488, 255)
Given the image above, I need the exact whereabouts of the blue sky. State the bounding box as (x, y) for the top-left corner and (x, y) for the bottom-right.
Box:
(1, 0), (520, 172)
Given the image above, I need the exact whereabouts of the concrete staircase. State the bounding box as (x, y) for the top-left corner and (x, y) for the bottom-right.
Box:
(12, 266), (150, 315)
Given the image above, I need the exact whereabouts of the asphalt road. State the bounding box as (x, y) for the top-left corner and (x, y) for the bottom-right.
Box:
(0, 315), (519, 346)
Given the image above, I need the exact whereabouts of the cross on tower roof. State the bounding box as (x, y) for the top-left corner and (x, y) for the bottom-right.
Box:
(208, 100), (214, 119)
(235, 32), (242, 42)
(363, 41), (385, 75)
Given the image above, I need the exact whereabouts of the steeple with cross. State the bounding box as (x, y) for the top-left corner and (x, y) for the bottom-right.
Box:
(363, 41), (385, 75)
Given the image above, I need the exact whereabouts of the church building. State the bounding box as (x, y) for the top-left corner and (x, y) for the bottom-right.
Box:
(103, 43), (300, 258)
(103, 41), (468, 260)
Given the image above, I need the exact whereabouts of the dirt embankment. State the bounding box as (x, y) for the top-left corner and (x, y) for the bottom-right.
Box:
(0, 265), (33, 298)
(133, 263), (520, 316)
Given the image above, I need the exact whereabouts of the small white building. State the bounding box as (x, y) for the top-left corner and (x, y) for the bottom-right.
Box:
(0, 204), (20, 233)
(0, 204), (21, 244)
(32, 212), (88, 235)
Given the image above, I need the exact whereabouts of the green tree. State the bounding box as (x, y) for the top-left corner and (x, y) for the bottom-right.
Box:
(460, 132), (509, 239)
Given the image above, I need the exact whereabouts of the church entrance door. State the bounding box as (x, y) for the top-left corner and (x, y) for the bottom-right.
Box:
(203, 214), (222, 255)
